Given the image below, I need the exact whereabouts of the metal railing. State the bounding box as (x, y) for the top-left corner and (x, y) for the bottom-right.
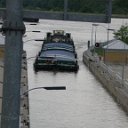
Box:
(83, 50), (128, 91)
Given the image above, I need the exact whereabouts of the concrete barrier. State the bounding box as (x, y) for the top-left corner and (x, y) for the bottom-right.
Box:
(83, 50), (128, 113)
(0, 8), (110, 23)
(20, 51), (30, 128)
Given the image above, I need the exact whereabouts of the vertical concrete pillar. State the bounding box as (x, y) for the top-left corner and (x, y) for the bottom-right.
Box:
(64, 0), (68, 20)
(105, 0), (112, 23)
(1, 0), (25, 128)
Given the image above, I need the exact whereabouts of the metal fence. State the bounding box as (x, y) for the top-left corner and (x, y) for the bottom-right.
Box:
(83, 50), (128, 91)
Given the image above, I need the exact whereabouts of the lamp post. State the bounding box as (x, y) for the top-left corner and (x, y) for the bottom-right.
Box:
(23, 38), (45, 62)
(92, 24), (99, 46)
(94, 25), (98, 46)
(92, 23), (115, 46)
(23, 30), (41, 38)
(107, 24), (109, 44)
(20, 86), (66, 127)
(24, 38), (44, 44)
(91, 23), (115, 62)
(25, 30), (41, 33)
(122, 39), (126, 87)
(92, 23), (111, 42)
(22, 86), (66, 96)
(91, 25), (94, 46)
(91, 24), (99, 55)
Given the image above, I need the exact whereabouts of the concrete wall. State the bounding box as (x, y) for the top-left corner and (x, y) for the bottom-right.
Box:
(23, 10), (108, 23)
(83, 50), (128, 113)
(0, 9), (110, 23)
(20, 51), (30, 128)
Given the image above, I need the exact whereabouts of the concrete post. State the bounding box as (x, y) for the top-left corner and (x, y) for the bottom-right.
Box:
(1, 0), (25, 128)
(105, 0), (112, 23)
(64, 0), (68, 20)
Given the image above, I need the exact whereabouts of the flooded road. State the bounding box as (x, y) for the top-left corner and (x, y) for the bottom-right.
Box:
(24, 18), (128, 128)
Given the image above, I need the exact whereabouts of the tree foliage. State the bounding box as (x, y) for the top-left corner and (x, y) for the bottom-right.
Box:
(114, 25), (128, 44)
(0, 0), (128, 14)
(113, 0), (128, 14)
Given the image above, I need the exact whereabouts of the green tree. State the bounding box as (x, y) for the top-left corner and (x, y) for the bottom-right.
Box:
(0, 0), (5, 7)
(114, 25), (128, 44)
(0, 0), (128, 15)
(113, 0), (128, 14)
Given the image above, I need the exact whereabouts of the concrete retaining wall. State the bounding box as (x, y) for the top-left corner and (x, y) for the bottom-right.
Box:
(83, 50), (128, 113)
(0, 9), (109, 23)
(20, 51), (30, 128)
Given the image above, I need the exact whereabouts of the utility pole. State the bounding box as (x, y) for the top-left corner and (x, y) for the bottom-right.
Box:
(64, 0), (68, 20)
(1, 0), (25, 128)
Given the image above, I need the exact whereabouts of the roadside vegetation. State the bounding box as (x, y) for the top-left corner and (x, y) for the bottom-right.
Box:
(95, 48), (104, 56)
(114, 25), (128, 44)
(0, 0), (128, 15)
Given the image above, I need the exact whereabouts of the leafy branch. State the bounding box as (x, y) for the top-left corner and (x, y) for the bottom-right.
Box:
(114, 25), (128, 44)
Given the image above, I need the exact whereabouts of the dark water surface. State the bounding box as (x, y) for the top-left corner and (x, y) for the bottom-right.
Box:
(24, 18), (128, 128)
